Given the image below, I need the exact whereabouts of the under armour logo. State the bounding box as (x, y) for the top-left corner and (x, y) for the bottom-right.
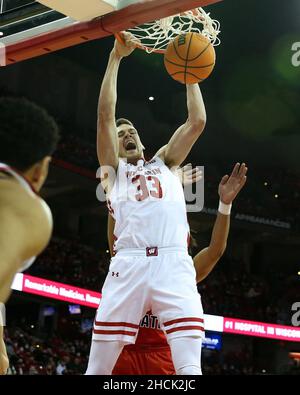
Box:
(112, 272), (119, 277)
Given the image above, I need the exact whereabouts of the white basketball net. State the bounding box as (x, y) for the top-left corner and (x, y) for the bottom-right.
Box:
(126, 7), (221, 54)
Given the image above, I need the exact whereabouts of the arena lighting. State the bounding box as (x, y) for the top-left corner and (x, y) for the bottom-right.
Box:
(10, 273), (300, 342)
(289, 352), (300, 360)
(149, 96), (155, 101)
(264, 182), (268, 186)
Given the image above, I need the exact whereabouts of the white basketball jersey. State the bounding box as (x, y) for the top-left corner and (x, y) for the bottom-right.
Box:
(0, 162), (36, 272)
(108, 157), (190, 251)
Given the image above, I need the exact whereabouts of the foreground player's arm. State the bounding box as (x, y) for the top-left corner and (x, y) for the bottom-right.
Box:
(158, 85), (206, 168)
(0, 186), (53, 303)
(0, 326), (9, 375)
(97, 33), (136, 170)
(194, 163), (248, 283)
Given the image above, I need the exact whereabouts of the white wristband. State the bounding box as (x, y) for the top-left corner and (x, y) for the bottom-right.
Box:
(218, 200), (232, 215)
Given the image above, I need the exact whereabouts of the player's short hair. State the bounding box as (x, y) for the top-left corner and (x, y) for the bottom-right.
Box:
(116, 118), (134, 128)
(0, 97), (60, 171)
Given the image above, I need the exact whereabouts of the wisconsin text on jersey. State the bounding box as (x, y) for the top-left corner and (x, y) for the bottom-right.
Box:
(126, 167), (162, 178)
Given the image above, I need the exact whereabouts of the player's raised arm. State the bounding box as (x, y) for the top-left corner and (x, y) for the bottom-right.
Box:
(97, 33), (136, 170)
(158, 84), (206, 168)
(194, 163), (248, 283)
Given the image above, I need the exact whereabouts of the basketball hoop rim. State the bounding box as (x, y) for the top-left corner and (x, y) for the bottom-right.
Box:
(114, 7), (220, 55)
(114, 32), (165, 54)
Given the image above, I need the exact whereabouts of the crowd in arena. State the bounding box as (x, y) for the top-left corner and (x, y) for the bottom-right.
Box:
(7, 134), (298, 375)
(53, 133), (300, 230)
(0, 87), (298, 229)
(4, 325), (89, 375)
(27, 237), (297, 327)
(28, 238), (108, 291)
(1, 91), (299, 376)
(40, 130), (299, 329)
(198, 264), (298, 326)
(5, 324), (300, 375)
(0, 325), (258, 375)
(21, 235), (297, 377)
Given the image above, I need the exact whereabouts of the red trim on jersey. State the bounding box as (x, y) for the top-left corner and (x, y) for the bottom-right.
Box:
(112, 234), (118, 256)
(93, 329), (136, 336)
(94, 320), (139, 329)
(106, 199), (115, 216)
(164, 317), (204, 327)
(165, 325), (205, 334)
(0, 165), (37, 194)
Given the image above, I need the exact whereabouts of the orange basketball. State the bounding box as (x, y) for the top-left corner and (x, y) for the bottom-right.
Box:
(164, 32), (216, 84)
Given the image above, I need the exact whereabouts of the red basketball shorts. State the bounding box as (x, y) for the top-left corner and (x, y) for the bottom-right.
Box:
(113, 346), (175, 375)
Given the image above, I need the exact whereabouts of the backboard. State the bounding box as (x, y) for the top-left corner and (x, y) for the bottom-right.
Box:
(0, 0), (222, 66)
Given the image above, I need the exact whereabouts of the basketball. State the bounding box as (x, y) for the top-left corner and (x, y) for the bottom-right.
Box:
(164, 32), (216, 84)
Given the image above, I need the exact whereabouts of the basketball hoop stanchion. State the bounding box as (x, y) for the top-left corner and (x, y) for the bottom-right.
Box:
(114, 7), (220, 54)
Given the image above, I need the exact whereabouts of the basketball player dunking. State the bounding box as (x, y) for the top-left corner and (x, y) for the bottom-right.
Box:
(0, 98), (59, 374)
(111, 163), (247, 374)
(86, 33), (209, 375)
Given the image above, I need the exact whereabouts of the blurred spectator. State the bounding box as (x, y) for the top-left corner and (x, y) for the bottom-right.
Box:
(52, 133), (299, 230)
(25, 234), (297, 326)
(28, 237), (109, 291)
